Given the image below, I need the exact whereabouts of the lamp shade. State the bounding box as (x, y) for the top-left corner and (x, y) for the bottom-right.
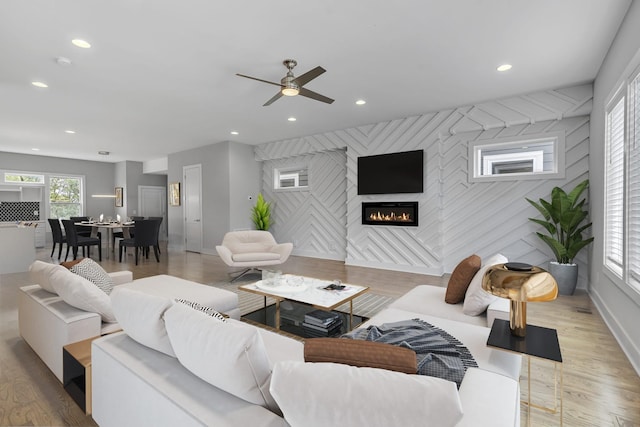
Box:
(482, 262), (558, 336)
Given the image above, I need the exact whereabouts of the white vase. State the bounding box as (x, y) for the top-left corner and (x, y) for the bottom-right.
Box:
(549, 261), (578, 295)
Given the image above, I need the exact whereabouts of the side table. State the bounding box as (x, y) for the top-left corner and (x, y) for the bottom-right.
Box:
(63, 335), (100, 414)
(487, 319), (563, 426)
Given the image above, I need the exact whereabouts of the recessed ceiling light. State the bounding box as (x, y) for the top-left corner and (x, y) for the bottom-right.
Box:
(31, 81), (48, 88)
(31, 148), (40, 151)
(65, 130), (76, 134)
(230, 131), (239, 135)
(356, 99), (366, 105)
(288, 117), (297, 122)
(72, 39), (91, 49)
(497, 64), (512, 72)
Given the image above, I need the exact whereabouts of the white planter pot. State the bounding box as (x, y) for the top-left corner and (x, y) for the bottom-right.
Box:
(549, 261), (578, 295)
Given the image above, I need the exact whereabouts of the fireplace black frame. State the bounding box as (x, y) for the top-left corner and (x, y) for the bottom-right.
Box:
(361, 202), (419, 227)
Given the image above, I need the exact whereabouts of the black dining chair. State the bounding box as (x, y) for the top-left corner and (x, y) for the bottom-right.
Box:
(62, 219), (102, 261)
(112, 216), (143, 249)
(147, 216), (163, 255)
(119, 219), (159, 265)
(48, 218), (67, 260)
(70, 216), (101, 241)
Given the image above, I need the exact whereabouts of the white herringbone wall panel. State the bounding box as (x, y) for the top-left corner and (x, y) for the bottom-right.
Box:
(256, 84), (593, 285)
(263, 150), (347, 261)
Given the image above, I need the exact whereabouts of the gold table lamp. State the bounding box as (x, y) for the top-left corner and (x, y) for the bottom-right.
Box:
(482, 262), (558, 337)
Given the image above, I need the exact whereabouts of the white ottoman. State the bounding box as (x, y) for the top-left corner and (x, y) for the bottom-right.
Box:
(121, 275), (240, 320)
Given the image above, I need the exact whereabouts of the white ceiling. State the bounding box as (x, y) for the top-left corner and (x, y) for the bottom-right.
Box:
(0, 0), (631, 164)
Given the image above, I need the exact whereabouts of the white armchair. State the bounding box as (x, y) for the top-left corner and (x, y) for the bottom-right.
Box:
(216, 230), (293, 281)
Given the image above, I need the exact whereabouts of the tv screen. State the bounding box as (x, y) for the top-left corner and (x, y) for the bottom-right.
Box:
(357, 150), (424, 195)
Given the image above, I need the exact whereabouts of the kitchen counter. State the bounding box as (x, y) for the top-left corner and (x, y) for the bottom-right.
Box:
(0, 226), (36, 273)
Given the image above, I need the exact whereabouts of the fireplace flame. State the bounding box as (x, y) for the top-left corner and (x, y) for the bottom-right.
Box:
(369, 211), (412, 222)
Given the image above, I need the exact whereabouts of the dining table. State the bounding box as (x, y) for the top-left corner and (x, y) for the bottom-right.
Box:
(75, 221), (135, 258)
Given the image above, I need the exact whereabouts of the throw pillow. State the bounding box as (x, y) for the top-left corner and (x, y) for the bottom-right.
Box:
(110, 287), (176, 357)
(164, 303), (279, 413)
(50, 267), (117, 322)
(270, 361), (464, 427)
(445, 254), (481, 304)
(68, 258), (114, 295)
(28, 260), (68, 294)
(304, 338), (417, 374)
(462, 253), (508, 316)
(174, 298), (227, 322)
(60, 258), (84, 270)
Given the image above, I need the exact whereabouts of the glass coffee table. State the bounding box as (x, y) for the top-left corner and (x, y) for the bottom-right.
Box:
(239, 275), (369, 337)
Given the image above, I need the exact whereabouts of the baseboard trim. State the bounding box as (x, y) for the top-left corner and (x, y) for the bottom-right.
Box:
(590, 287), (640, 376)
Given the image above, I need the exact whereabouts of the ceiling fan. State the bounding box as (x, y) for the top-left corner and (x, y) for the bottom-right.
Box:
(237, 59), (334, 106)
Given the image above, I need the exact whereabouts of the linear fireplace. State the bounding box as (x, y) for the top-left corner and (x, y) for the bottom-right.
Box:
(362, 202), (418, 227)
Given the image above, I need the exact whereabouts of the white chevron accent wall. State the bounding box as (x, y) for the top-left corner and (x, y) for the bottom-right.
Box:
(262, 150), (347, 261)
(256, 84), (593, 286)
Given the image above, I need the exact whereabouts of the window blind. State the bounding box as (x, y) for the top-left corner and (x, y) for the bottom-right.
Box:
(604, 95), (625, 276)
(628, 74), (640, 288)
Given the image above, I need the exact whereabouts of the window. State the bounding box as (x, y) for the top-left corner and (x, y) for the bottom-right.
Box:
(4, 172), (44, 184)
(468, 132), (565, 182)
(274, 166), (308, 190)
(49, 175), (83, 218)
(604, 68), (640, 292)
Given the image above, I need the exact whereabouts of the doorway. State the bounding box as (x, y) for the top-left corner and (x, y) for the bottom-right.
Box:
(183, 164), (202, 253)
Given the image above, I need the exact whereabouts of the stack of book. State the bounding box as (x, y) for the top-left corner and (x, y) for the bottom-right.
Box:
(302, 310), (343, 337)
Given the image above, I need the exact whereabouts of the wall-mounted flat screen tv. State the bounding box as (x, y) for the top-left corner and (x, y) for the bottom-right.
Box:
(357, 149), (424, 195)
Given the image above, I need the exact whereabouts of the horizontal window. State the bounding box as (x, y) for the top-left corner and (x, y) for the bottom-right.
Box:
(274, 166), (308, 190)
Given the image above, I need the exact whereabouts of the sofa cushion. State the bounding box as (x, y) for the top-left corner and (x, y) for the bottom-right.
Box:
(110, 287), (176, 357)
(68, 258), (114, 295)
(445, 254), (481, 304)
(304, 338), (417, 374)
(50, 267), (117, 322)
(28, 260), (68, 294)
(463, 253), (508, 316)
(164, 303), (279, 413)
(270, 361), (463, 427)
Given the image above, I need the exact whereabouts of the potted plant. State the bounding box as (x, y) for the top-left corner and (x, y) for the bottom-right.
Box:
(526, 179), (594, 295)
(251, 193), (271, 231)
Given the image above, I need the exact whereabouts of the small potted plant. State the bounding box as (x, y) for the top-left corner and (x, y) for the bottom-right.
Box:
(526, 179), (594, 295)
(251, 193), (272, 231)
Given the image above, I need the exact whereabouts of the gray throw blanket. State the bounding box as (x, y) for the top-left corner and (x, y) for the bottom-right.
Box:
(342, 319), (477, 388)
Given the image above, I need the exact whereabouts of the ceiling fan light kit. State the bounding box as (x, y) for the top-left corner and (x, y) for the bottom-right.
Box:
(237, 59), (334, 106)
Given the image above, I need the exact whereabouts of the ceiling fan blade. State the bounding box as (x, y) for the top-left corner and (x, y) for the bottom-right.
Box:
(299, 87), (334, 104)
(293, 66), (326, 87)
(236, 73), (283, 88)
(263, 91), (283, 106)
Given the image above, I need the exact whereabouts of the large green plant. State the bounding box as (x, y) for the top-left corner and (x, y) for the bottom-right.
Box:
(526, 179), (594, 264)
(251, 193), (271, 231)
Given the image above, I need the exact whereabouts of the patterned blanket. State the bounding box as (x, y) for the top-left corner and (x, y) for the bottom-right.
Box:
(342, 319), (477, 388)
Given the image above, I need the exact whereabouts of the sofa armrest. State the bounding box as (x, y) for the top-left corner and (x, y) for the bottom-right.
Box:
(270, 242), (293, 262)
(457, 368), (520, 427)
(486, 297), (510, 327)
(216, 245), (234, 266)
(109, 270), (133, 285)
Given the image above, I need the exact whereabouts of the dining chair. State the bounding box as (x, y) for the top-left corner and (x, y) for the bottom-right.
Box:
(47, 218), (67, 260)
(112, 216), (143, 249)
(119, 219), (159, 265)
(62, 219), (102, 261)
(70, 216), (102, 241)
(147, 216), (163, 255)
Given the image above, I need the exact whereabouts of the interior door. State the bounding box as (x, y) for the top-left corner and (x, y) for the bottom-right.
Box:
(184, 164), (203, 253)
(138, 186), (167, 240)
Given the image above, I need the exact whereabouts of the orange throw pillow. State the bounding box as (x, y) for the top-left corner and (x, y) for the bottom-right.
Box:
(60, 258), (84, 269)
(304, 338), (417, 374)
(445, 254), (481, 304)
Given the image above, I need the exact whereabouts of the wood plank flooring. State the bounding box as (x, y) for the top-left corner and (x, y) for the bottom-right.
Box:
(0, 246), (639, 426)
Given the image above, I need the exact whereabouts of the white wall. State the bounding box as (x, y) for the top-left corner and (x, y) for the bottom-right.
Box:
(590, 0), (640, 373)
(256, 84), (592, 281)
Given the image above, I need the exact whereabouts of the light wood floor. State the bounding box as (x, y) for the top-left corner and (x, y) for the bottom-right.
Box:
(1, 246), (639, 426)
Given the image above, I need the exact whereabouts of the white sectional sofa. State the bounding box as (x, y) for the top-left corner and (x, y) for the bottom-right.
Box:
(91, 283), (521, 427)
(18, 261), (239, 382)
